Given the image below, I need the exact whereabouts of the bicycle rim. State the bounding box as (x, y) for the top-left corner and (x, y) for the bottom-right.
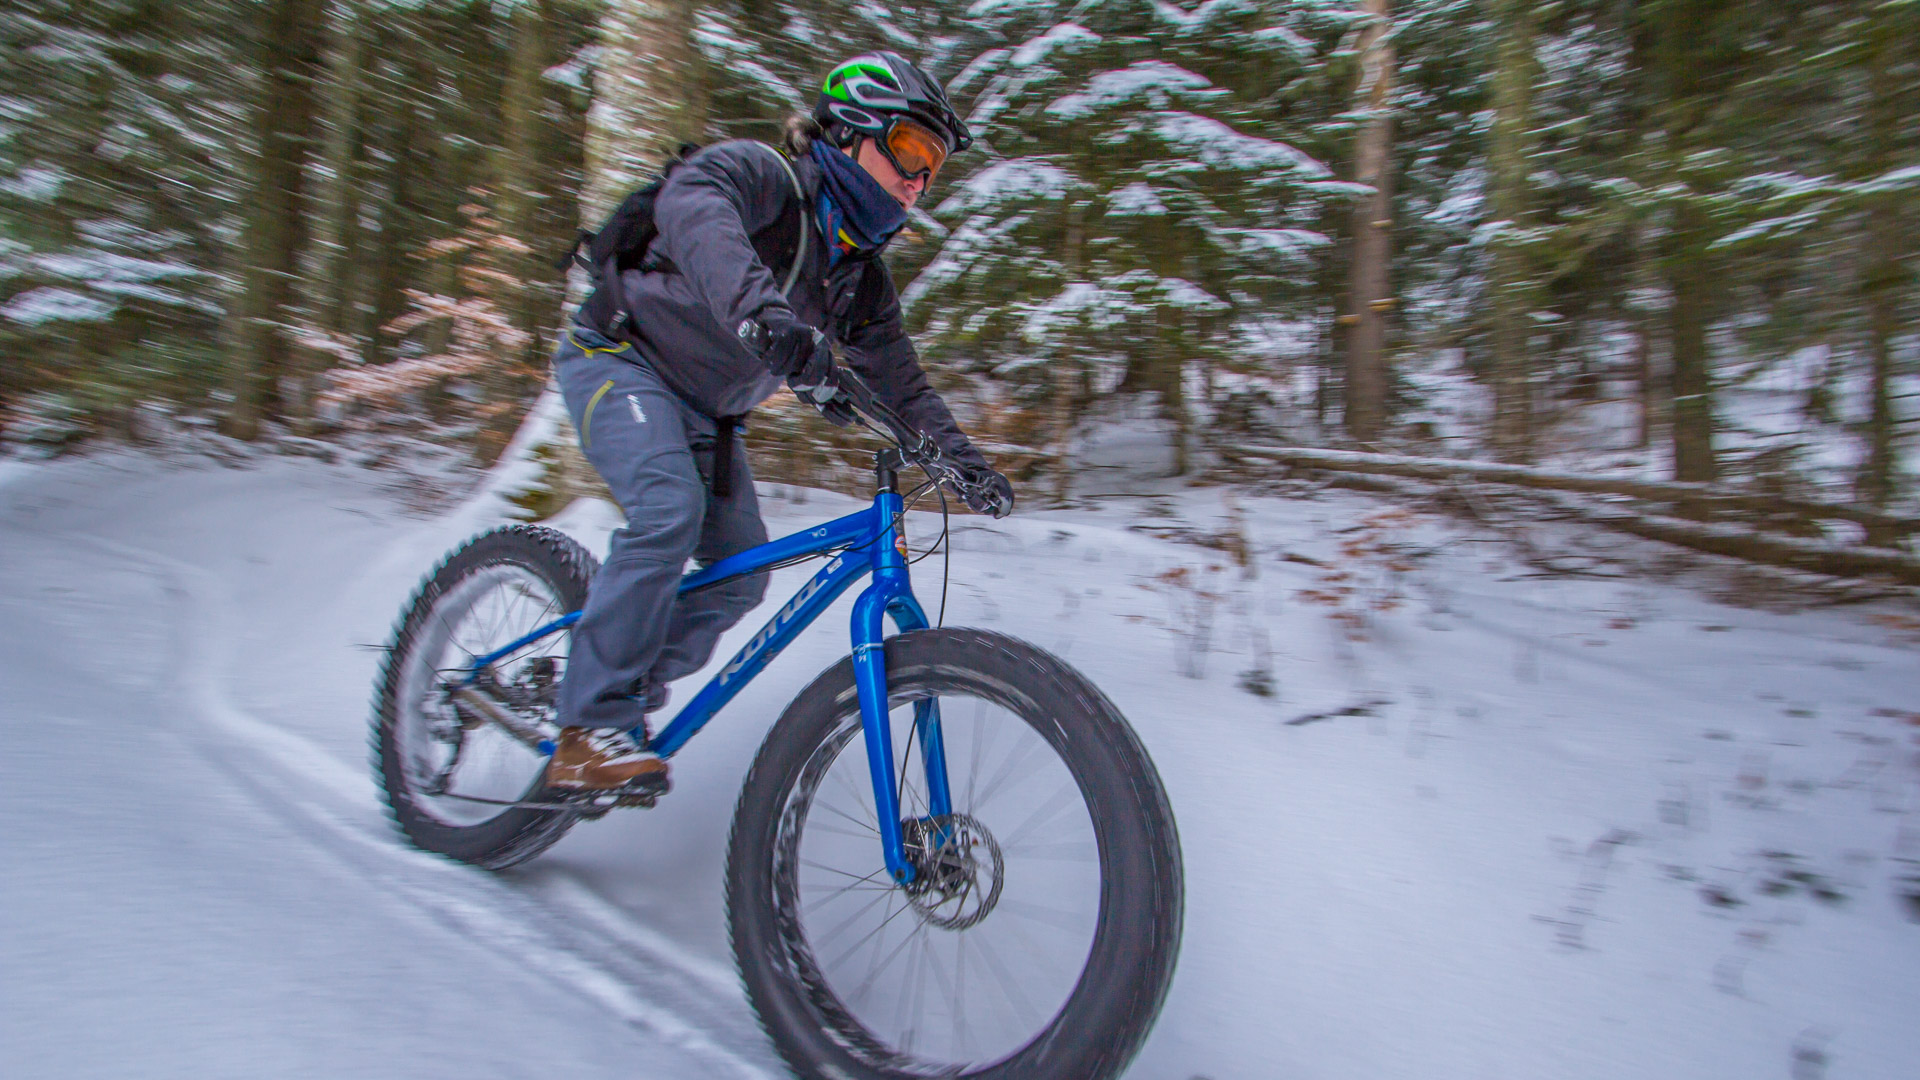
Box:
(392, 563), (566, 827)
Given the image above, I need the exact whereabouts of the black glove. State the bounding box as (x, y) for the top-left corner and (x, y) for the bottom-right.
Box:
(790, 377), (857, 427)
(739, 312), (832, 385)
(962, 467), (1015, 518)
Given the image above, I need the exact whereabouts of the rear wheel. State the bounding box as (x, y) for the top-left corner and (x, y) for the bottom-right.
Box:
(727, 629), (1183, 1080)
(372, 525), (593, 869)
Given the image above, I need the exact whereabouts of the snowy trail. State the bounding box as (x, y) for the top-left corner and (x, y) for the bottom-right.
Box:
(5, 448), (1920, 1079)
(1, 453), (781, 1080)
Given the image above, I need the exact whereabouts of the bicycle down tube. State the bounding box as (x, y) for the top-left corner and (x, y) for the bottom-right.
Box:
(470, 474), (950, 884)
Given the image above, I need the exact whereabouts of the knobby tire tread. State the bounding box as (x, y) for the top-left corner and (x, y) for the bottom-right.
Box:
(371, 525), (597, 870)
(725, 628), (1183, 1080)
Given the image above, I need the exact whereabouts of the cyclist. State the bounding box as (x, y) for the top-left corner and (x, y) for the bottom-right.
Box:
(545, 52), (1013, 793)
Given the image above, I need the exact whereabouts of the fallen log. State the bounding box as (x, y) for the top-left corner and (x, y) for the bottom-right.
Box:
(1249, 448), (1920, 586)
(1551, 495), (1920, 585)
(1235, 445), (1920, 541)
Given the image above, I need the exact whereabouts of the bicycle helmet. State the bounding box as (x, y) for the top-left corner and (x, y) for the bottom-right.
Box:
(813, 52), (974, 156)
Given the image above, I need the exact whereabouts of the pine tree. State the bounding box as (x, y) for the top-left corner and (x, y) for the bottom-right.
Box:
(0, 1), (250, 438)
(906, 0), (1348, 478)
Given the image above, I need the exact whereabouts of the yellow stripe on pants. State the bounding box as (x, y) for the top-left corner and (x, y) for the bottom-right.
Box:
(580, 379), (616, 450)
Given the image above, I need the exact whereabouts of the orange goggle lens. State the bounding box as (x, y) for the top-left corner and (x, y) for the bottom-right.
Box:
(883, 119), (949, 181)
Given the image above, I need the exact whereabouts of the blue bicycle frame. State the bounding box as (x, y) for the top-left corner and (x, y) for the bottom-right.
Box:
(466, 461), (948, 885)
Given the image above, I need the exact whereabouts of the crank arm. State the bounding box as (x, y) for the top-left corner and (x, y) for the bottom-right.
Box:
(447, 684), (550, 751)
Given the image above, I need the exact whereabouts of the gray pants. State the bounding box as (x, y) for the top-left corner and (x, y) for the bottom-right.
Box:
(551, 326), (770, 731)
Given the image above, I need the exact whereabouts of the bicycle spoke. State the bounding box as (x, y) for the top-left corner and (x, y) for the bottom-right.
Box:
(398, 563), (561, 827)
(817, 799), (879, 837)
(815, 887), (899, 953)
(998, 781), (1085, 852)
(830, 761), (877, 826)
(855, 909), (928, 1003)
(994, 897), (1091, 934)
(785, 687), (1106, 1071)
(971, 732), (1048, 812)
(803, 819), (880, 842)
(964, 696), (990, 812)
(998, 838), (1099, 862)
(969, 933), (1043, 1033)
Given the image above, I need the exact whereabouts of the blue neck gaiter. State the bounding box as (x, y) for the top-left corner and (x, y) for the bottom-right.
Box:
(809, 140), (909, 266)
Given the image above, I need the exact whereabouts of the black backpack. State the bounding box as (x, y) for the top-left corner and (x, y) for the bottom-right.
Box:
(556, 141), (809, 339)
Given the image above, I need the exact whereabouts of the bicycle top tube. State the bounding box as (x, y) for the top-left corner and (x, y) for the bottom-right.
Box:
(649, 487), (917, 759)
(465, 495), (894, 679)
(679, 506), (877, 595)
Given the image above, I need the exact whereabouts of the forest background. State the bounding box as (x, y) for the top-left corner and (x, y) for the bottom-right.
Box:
(2, 0), (1915, 523)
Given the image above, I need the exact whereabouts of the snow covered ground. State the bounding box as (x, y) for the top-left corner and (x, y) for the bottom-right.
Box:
(4, 425), (1918, 1079)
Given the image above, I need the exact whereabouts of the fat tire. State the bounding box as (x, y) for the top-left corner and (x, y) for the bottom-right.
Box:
(372, 524), (595, 869)
(726, 628), (1183, 1080)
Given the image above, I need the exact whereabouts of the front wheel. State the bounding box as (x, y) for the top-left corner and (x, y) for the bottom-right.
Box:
(727, 629), (1183, 1080)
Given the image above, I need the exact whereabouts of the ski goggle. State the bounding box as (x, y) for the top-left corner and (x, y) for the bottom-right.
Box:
(876, 117), (951, 184)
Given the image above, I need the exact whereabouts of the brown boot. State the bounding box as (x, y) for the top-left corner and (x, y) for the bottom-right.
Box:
(543, 727), (670, 791)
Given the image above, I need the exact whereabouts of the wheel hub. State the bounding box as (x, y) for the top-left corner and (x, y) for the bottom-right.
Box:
(900, 813), (1004, 930)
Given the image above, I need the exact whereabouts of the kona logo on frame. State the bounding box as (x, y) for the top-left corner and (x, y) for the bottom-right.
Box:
(720, 557), (842, 685)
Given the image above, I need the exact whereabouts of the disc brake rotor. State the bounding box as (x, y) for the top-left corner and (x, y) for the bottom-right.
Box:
(901, 813), (1004, 931)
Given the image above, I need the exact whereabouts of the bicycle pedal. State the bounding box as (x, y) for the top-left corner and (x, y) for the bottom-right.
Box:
(544, 773), (668, 811)
(564, 790), (658, 817)
(613, 772), (670, 805)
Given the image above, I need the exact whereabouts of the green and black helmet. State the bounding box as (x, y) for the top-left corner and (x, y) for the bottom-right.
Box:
(813, 51), (973, 158)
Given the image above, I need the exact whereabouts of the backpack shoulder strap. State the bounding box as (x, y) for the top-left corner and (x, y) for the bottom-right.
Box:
(750, 141), (809, 297)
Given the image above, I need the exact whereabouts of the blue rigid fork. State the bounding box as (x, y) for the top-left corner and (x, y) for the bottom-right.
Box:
(465, 448), (950, 885)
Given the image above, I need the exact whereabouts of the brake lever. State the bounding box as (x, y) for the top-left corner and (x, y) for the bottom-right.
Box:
(822, 364), (977, 498)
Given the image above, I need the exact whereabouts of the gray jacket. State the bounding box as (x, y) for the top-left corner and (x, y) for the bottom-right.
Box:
(600, 139), (986, 470)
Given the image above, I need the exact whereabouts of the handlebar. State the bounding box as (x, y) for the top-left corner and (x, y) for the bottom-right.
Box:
(797, 365), (1008, 515)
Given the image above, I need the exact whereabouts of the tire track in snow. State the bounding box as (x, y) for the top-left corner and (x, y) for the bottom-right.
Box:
(79, 534), (782, 1079)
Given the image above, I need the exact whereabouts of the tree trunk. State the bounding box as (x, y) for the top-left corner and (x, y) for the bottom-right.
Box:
(368, 45), (421, 366)
(1054, 196), (1087, 501)
(1646, 0), (1725, 485)
(1632, 317), (1654, 451)
(1857, 17), (1908, 512)
(1344, 0), (1395, 445)
(582, 0), (708, 224)
(225, 0), (324, 439)
(311, 0), (366, 336)
(498, 0), (552, 365)
(288, 0), (369, 429)
(545, 1), (711, 498)
(1666, 201), (1716, 483)
(1486, 0), (1537, 462)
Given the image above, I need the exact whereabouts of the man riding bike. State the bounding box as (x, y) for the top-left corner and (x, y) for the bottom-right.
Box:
(545, 52), (1014, 794)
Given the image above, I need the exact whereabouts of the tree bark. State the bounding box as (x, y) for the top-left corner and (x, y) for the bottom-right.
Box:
(225, 0), (324, 439)
(1632, 316), (1654, 451)
(310, 0), (366, 336)
(1857, 16), (1908, 512)
(1486, 0), (1538, 462)
(1231, 444), (1920, 540)
(582, 0), (708, 224)
(1666, 201), (1716, 483)
(1344, 0), (1395, 445)
(546, 1), (710, 499)
(498, 0), (553, 365)
(368, 42), (423, 366)
(283, 0), (369, 429)
(1647, 0), (1723, 484)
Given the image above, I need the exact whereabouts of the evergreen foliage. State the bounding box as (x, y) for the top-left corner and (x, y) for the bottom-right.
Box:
(0, 0), (1911, 513)
(902, 1), (1353, 473)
